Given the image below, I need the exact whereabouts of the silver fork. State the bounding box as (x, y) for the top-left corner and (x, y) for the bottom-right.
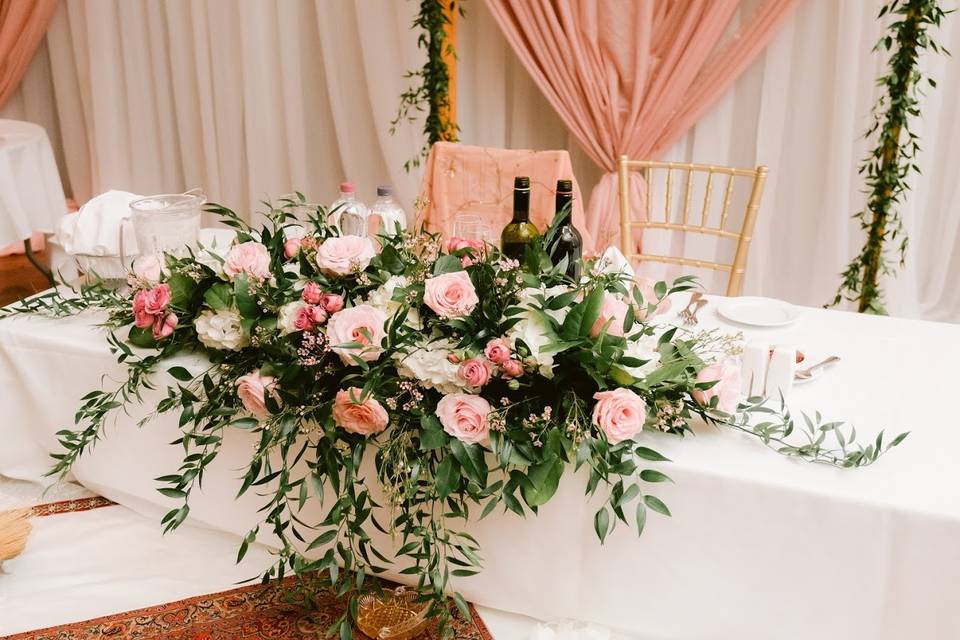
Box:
(678, 292), (707, 326)
(794, 355), (840, 380)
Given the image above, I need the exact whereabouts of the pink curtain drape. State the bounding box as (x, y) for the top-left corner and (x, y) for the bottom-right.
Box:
(0, 0), (59, 109)
(485, 0), (799, 250)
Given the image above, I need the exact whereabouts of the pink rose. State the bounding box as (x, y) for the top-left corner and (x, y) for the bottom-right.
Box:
(633, 277), (672, 321)
(445, 237), (485, 267)
(501, 359), (523, 378)
(152, 313), (178, 339)
(302, 281), (323, 304)
(315, 235), (377, 276)
(332, 387), (390, 436)
(236, 370), (276, 419)
(592, 388), (647, 444)
(590, 292), (629, 337)
(484, 338), (512, 365)
(458, 358), (492, 388)
(692, 361), (742, 414)
(223, 241), (272, 280)
(423, 271), (479, 318)
(130, 254), (163, 284)
(325, 304), (388, 364)
(293, 305), (315, 332)
(284, 237), (302, 260)
(436, 393), (491, 445)
(132, 284), (171, 329)
(320, 293), (344, 313)
(309, 305), (328, 325)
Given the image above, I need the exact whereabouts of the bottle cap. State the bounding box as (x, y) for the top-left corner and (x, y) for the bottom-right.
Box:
(339, 182), (356, 193)
(514, 176), (530, 190)
(557, 179), (573, 192)
(376, 185), (393, 197)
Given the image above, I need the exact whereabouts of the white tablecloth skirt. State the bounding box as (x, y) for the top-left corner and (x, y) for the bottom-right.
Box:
(2, 306), (959, 639)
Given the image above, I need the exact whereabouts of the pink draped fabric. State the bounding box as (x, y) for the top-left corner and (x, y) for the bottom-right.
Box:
(485, 0), (798, 250)
(418, 141), (595, 251)
(0, 0), (59, 109)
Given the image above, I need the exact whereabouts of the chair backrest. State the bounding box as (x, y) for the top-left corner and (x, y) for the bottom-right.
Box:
(418, 142), (591, 248)
(618, 156), (768, 297)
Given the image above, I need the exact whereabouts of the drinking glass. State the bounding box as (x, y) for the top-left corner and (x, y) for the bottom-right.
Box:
(453, 212), (484, 242)
(129, 189), (206, 258)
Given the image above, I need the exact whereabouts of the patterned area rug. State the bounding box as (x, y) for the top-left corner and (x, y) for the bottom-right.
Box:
(8, 573), (493, 640)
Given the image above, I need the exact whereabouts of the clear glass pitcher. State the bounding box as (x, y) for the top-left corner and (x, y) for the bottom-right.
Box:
(129, 189), (206, 258)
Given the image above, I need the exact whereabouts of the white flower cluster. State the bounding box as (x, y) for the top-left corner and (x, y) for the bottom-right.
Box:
(393, 337), (467, 394)
(194, 308), (248, 351)
(506, 285), (571, 379)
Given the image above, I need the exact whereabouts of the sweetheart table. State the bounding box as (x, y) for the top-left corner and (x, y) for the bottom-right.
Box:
(1, 295), (958, 639)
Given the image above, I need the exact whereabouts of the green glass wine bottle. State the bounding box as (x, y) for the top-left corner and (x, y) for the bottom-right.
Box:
(500, 176), (540, 262)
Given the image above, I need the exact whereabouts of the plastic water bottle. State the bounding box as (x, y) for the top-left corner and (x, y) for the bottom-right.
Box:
(329, 182), (369, 237)
(369, 185), (408, 237)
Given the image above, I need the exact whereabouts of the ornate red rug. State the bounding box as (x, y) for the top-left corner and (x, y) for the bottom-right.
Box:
(8, 575), (494, 640)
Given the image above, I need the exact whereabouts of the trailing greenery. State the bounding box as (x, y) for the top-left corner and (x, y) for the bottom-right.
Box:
(391, 0), (461, 171)
(831, 0), (950, 313)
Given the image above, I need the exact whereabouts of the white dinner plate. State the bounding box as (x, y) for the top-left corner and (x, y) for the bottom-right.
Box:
(717, 297), (800, 327)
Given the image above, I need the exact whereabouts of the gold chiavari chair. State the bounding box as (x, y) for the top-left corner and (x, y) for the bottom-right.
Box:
(617, 156), (768, 297)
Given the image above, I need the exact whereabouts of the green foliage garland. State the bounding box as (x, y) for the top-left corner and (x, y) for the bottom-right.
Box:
(392, 1), (461, 171)
(831, 0), (950, 313)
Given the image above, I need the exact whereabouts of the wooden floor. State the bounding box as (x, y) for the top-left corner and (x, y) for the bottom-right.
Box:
(0, 250), (51, 307)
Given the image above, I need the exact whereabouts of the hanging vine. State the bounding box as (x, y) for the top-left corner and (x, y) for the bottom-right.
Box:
(391, 1), (462, 171)
(830, 0), (950, 314)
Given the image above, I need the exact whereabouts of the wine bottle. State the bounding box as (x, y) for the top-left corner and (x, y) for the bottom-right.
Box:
(500, 176), (540, 262)
(546, 179), (583, 280)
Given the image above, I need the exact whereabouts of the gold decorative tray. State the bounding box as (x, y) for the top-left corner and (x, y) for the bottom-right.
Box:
(356, 586), (430, 640)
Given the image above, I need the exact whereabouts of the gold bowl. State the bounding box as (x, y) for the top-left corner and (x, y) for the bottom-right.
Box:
(356, 586), (430, 640)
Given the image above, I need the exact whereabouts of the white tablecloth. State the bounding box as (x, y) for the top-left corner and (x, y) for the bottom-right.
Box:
(0, 119), (66, 251)
(2, 299), (959, 639)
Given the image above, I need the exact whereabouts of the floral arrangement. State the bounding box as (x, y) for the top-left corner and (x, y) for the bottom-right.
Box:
(5, 195), (906, 638)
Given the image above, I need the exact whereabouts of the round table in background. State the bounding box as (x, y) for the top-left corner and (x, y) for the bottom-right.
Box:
(0, 119), (67, 281)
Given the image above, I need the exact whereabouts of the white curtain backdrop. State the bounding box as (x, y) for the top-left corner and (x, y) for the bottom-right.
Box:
(3, 0), (958, 322)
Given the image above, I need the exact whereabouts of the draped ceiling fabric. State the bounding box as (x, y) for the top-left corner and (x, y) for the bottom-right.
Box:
(0, 0), (58, 109)
(484, 0), (799, 250)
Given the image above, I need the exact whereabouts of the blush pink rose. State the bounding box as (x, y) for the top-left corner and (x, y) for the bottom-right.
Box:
(590, 292), (630, 337)
(436, 393), (491, 445)
(223, 241), (271, 280)
(315, 235), (377, 276)
(236, 370), (276, 419)
(592, 388), (647, 444)
(132, 290), (153, 328)
(633, 277), (672, 321)
(152, 312), (178, 339)
(484, 338), (512, 365)
(131, 254), (163, 284)
(320, 293), (344, 313)
(501, 359), (523, 378)
(332, 387), (389, 436)
(458, 358), (492, 388)
(423, 271), (479, 318)
(692, 361), (742, 414)
(302, 281), (323, 304)
(309, 305), (328, 325)
(283, 237), (302, 260)
(445, 237), (485, 267)
(325, 304), (388, 364)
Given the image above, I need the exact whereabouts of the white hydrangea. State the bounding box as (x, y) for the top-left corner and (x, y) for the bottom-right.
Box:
(622, 334), (661, 380)
(367, 275), (421, 329)
(393, 337), (467, 394)
(194, 308), (248, 351)
(506, 284), (572, 379)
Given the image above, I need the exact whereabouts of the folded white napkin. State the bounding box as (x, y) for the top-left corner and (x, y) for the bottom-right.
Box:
(597, 246), (636, 279)
(57, 190), (141, 256)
